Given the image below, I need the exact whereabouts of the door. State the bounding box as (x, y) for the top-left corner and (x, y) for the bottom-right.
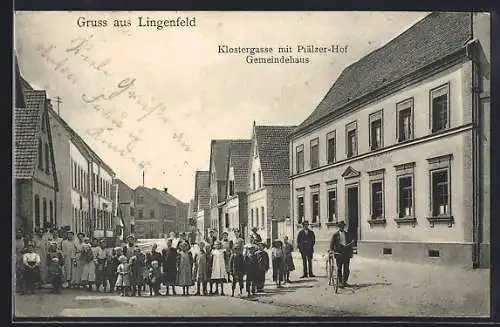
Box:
(271, 219), (278, 240)
(346, 185), (359, 247)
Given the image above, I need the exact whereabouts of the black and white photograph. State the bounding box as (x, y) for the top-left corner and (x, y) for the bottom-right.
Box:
(12, 11), (491, 318)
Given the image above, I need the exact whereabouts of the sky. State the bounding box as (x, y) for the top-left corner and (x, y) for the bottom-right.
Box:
(14, 11), (429, 202)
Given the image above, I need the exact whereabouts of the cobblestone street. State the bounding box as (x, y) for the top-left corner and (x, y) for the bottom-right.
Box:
(14, 245), (490, 318)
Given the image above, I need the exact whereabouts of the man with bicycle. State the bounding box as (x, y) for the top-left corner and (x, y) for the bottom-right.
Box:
(329, 221), (354, 288)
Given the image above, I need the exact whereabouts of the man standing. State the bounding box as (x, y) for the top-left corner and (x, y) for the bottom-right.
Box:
(249, 227), (262, 245)
(296, 221), (315, 278)
(61, 231), (76, 288)
(207, 230), (217, 248)
(123, 235), (136, 260)
(330, 221), (354, 288)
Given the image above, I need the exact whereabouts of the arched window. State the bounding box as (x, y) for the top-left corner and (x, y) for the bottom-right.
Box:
(34, 195), (40, 230)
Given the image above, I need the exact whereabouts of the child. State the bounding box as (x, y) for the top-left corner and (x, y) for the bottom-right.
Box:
(162, 239), (178, 295)
(221, 232), (233, 283)
(193, 241), (209, 296)
(229, 245), (245, 297)
(130, 247), (147, 296)
(271, 239), (285, 288)
(210, 241), (227, 296)
(47, 241), (64, 294)
(244, 244), (258, 296)
(22, 242), (41, 295)
(255, 242), (270, 292)
(176, 242), (194, 295)
(148, 260), (162, 296)
(115, 255), (131, 296)
(205, 244), (214, 294)
(80, 238), (95, 291)
(106, 247), (121, 293)
(283, 236), (295, 283)
(94, 239), (108, 292)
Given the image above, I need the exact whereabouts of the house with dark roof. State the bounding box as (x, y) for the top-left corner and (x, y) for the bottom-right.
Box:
(221, 140), (252, 240)
(193, 171), (211, 238)
(14, 61), (59, 233)
(289, 12), (490, 268)
(115, 178), (135, 240)
(133, 186), (188, 238)
(247, 123), (296, 246)
(208, 140), (235, 236)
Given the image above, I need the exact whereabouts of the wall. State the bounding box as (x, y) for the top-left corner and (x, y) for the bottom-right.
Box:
(70, 142), (90, 234)
(134, 188), (162, 238)
(15, 180), (32, 232)
(48, 111), (72, 229)
(247, 188), (267, 241)
(32, 181), (56, 231)
(267, 184), (291, 241)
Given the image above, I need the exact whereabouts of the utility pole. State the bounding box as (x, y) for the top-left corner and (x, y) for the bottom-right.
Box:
(54, 96), (63, 115)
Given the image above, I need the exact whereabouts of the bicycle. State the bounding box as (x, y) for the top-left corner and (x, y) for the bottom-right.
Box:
(326, 251), (340, 293)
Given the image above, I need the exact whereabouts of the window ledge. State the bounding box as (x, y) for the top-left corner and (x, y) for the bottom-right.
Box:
(368, 218), (387, 227)
(296, 223), (321, 228)
(427, 215), (454, 227)
(326, 221), (341, 228)
(394, 217), (417, 227)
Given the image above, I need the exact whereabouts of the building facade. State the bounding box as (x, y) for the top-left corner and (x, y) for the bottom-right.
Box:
(14, 79), (59, 233)
(222, 140), (252, 240)
(289, 12), (490, 268)
(193, 171), (211, 239)
(114, 178), (135, 240)
(247, 124), (295, 246)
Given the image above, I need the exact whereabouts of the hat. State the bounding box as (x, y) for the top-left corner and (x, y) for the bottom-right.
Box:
(119, 255), (127, 262)
(67, 231), (75, 235)
(302, 220), (310, 226)
(245, 244), (257, 249)
(273, 239), (283, 246)
(52, 257), (59, 263)
(337, 220), (346, 227)
(114, 246), (122, 251)
(127, 235), (135, 241)
(251, 227), (258, 232)
(77, 232), (85, 237)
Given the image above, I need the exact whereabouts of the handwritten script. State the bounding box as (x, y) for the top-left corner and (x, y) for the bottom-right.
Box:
(35, 34), (193, 173)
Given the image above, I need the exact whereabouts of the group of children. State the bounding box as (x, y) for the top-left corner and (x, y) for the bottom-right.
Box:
(17, 228), (297, 298)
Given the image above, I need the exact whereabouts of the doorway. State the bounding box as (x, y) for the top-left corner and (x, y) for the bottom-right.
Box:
(346, 185), (359, 246)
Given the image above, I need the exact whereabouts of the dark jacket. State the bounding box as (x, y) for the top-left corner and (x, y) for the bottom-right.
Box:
(330, 230), (354, 259)
(147, 250), (162, 267)
(297, 229), (316, 255)
(244, 253), (258, 279)
(229, 252), (245, 276)
(162, 247), (178, 283)
(256, 250), (270, 271)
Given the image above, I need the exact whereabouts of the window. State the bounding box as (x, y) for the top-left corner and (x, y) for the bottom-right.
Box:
(261, 206), (265, 227)
(130, 207), (135, 216)
(369, 111), (383, 151)
(297, 196), (304, 224)
(34, 195), (40, 229)
(131, 224), (135, 233)
(251, 208), (254, 227)
(150, 209), (155, 218)
(327, 189), (337, 222)
(229, 180), (235, 196)
(41, 115), (46, 133)
(42, 198), (47, 226)
(398, 176), (413, 218)
(310, 138), (319, 169)
(258, 170), (262, 188)
(44, 143), (50, 173)
(430, 84), (450, 133)
(38, 140), (43, 170)
(346, 121), (358, 158)
(225, 213), (229, 228)
(311, 193), (320, 224)
(431, 170), (449, 216)
(252, 173), (256, 190)
(136, 195), (144, 205)
(296, 145), (304, 174)
(138, 209), (143, 219)
(256, 208), (259, 227)
(327, 131), (336, 164)
(397, 98), (413, 142)
(371, 181), (384, 219)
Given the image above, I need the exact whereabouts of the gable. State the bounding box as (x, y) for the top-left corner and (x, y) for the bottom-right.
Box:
(341, 166), (361, 179)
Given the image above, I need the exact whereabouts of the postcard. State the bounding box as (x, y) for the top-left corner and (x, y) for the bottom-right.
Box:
(13, 11), (491, 319)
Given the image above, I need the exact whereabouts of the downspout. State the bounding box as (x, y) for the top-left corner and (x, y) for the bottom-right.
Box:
(467, 35), (481, 268)
(290, 138), (295, 248)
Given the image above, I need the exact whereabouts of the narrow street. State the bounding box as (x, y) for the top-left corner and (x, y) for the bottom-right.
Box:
(14, 239), (490, 318)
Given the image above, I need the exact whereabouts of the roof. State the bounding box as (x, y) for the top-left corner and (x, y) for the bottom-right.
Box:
(14, 56), (26, 108)
(135, 186), (184, 207)
(14, 90), (46, 179)
(295, 12), (473, 133)
(48, 106), (115, 176)
(114, 178), (134, 203)
(209, 140), (233, 181)
(194, 171), (210, 209)
(254, 125), (296, 185)
(228, 140), (252, 192)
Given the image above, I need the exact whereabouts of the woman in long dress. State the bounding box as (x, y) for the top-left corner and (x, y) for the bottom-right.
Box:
(33, 231), (47, 286)
(176, 242), (193, 295)
(61, 231), (76, 288)
(74, 233), (85, 288)
(210, 241), (227, 295)
(80, 238), (96, 290)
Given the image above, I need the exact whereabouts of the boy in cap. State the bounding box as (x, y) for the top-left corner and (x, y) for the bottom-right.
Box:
(229, 244), (245, 297)
(243, 244), (258, 296)
(106, 247), (122, 293)
(255, 242), (269, 292)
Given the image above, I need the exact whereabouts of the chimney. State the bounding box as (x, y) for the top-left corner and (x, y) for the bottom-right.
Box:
(164, 188), (168, 193)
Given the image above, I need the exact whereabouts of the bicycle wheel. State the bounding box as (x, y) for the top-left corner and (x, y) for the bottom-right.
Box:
(332, 260), (339, 293)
